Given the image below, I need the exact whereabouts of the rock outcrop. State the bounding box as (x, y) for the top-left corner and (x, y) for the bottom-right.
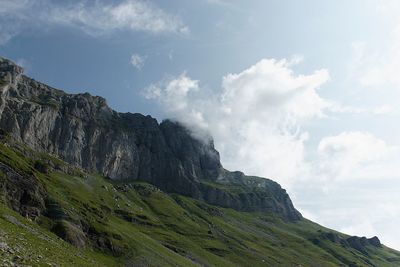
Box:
(0, 161), (46, 220)
(321, 232), (382, 253)
(0, 57), (301, 221)
(346, 236), (382, 252)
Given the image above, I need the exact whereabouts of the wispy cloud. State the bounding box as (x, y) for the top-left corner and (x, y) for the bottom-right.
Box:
(0, 0), (188, 45)
(0, 0), (31, 13)
(49, 1), (187, 35)
(316, 131), (398, 182)
(0, 0), (33, 45)
(130, 53), (146, 70)
(349, 1), (400, 89)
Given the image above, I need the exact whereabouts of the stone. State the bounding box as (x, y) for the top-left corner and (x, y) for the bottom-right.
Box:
(0, 242), (8, 251)
(345, 235), (383, 252)
(52, 220), (86, 248)
(368, 236), (382, 247)
(324, 232), (341, 244)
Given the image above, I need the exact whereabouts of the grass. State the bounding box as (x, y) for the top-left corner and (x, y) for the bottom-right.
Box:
(0, 205), (118, 266)
(1, 141), (400, 266)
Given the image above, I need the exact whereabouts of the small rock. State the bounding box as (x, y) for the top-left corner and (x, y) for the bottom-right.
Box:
(3, 215), (22, 227)
(0, 242), (8, 252)
(12, 255), (22, 261)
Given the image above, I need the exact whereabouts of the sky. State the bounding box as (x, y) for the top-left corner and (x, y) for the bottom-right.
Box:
(1, 0), (400, 250)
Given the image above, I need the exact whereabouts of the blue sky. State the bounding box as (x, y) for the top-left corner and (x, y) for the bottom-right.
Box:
(1, 0), (400, 250)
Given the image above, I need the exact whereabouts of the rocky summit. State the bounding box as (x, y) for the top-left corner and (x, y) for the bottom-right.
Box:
(0, 56), (399, 266)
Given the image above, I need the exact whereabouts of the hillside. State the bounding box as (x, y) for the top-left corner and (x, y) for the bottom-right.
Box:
(0, 57), (400, 266)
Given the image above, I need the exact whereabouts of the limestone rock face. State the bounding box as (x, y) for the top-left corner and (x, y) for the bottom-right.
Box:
(0, 57), (301, 221)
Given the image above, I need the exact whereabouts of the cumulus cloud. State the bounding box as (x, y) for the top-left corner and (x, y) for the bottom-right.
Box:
(144, 58), (330, 186)
(143, 72), (209, 131)
(0, 0), (187, 45)
(220, 58), (330, 121)
(143, 72), (200, 111)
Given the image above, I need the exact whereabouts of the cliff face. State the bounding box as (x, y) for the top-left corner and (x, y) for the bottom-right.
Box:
(0, 57), (301, 221)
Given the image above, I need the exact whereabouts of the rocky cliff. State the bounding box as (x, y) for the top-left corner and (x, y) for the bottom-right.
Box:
(0, 57), (301, 221)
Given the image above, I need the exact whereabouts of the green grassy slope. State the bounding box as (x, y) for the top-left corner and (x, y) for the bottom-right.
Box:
(0, 141), (400, 266)
(0, 205), (118, 266)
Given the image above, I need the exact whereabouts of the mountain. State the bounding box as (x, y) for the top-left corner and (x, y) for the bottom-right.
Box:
(0, 56), (399, 266)
(0, 57), (300, 222)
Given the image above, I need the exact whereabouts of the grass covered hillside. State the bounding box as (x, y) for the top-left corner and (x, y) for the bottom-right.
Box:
(0, 133), (399, 266)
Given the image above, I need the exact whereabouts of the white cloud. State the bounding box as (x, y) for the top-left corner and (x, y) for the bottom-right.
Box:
(0, 0), (187, 45)
(372, 105), (392, 114)
(178, 26), (190, 35)
(206, 0), (230, 6)
(49, 1), (187, 35)
(316, 131), (396, 182)
(328, 102), (393, 115)
(144, 57), (330, 186)
(0, 0), (33, 45)
(205, 0), (240, 10)
(143, 73), (208, 131)
(0, 24), (18, 45)
(168, 50), (174, 61)
(143, 72), (199, 110)
(351, 38), (400, 88)
(130, 54), (146, 70)
(318, 132), (391, 165)
(220, 58), (330, 121)
(350, 1), (400, 89)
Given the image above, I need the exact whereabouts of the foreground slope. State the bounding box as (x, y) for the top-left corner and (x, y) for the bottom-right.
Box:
(0, 57), (399, 266)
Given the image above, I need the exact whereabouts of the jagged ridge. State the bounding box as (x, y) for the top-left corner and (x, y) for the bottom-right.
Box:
(0, 57), (300, 221)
